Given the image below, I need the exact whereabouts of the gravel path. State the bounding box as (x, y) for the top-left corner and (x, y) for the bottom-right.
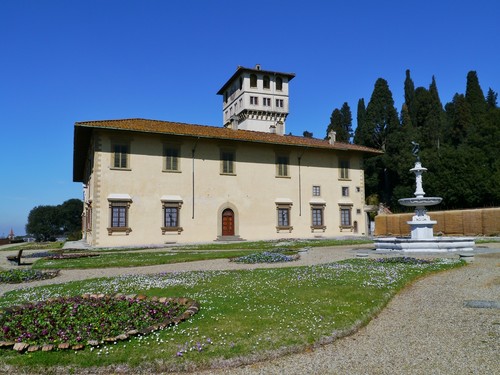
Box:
(1, 243), (499, 374)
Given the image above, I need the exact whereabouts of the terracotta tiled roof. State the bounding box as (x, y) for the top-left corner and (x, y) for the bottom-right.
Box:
(73, 118), (382, 182)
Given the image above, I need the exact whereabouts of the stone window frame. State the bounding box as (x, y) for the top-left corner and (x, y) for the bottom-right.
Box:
(310, 203), (326, 232)
(107, 197), (132, 235)
(276, 202), (293, 233)
(339, 204), (353, 230)
(161, 199), (183, 234)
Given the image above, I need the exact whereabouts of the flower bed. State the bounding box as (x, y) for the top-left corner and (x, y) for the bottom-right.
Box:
(43, 253), (100, 260)
(373, 257), (432, 265)
(0, 269), (60, 284)
(0, 294), (199, 352)
(231, 251), (300, 264)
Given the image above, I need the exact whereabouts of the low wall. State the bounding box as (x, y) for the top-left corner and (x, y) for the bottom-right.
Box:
(375, 207), (500, 237)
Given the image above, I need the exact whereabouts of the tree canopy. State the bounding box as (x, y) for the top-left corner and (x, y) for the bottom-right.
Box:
(335, 70), (500, 211)
(26, 199), (83, 241)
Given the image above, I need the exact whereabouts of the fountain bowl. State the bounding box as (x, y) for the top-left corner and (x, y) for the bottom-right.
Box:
(398, 197), (442, 207)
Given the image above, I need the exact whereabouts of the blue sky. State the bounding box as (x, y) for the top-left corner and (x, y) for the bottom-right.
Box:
(1, 0), (499, 236)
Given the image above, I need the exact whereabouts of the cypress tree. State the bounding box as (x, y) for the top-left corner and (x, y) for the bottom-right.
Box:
(486, 88), (498, 109)
(363, 78), (400, 150)
(326, 108), (343, 140)
(339, 102), (353, 143)
(354, 98), (366, 145)
(404, 69), (416, 126)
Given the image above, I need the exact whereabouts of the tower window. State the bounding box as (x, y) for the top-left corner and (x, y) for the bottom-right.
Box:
(250, 96), (259, 105)
(276, 99), (284, 108)
(263, 75), (270, 89)
(276, 77), (283, 91)
(263, 97), (271, 106)
(250, 74), (257, 88)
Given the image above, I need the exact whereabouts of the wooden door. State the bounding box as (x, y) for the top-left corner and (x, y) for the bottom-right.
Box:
(222, 209), (235, 236)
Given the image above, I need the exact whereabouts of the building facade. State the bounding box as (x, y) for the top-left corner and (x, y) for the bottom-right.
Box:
(73, 66), (381, 247)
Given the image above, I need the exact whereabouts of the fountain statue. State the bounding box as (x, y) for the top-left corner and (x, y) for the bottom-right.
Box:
(374, 143), (475, 252)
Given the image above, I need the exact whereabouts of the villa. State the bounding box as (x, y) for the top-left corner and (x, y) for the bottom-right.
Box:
(73, 65), (381, 247)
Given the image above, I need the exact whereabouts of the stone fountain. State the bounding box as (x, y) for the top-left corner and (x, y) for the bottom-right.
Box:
(374, 143), (475, 252)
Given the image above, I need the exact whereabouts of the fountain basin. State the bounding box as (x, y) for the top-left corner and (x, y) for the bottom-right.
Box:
(398, 197), (442, 206)
(374, 236), (475, 252)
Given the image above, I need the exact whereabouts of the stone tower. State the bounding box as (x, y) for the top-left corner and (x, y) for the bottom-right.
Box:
(217, 65), (295, 134)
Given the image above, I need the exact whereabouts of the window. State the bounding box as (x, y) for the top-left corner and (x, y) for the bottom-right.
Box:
(276, 203), (293, 232)
(85, 202), (92, 232)
(263, 75), (270, 89)
(263, 97), (271, 106)
(276, 99), (284, 108)
(164, 146), (180, 172)
(112, 143), (129, 169)
(250, 74), (257, 88)
(161, 199), (183, 234)
(250, 96), (259, 105)
(311, 203), (326, 230)
(340, 206), (352, 228)
(276, 155), (289, 177)
(107, 199), (132, 235)
(342, 186), (349, 197)
(276, 77), (283, 91)
(221, 150), (235, 174)
(312, 186), (321, 196)
(339, 159), (350, 179)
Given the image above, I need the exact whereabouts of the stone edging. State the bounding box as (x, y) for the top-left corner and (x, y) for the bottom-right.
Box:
(0, 294), (200, 353)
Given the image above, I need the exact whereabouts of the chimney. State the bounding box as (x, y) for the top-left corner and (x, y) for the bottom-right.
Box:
(328, 130), (336, 145)
(276, 121), (284, 136)
(269, 124), (276, 134)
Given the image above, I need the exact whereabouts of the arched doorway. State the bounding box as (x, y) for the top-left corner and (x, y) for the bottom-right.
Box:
(222, 209), (235, 236)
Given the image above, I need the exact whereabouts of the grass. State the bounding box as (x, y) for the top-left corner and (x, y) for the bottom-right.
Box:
(31, 250), (272, 270)
(0, 242), (64, 252)
(0, 257), (464, 373)
(31, 239), (372, 270)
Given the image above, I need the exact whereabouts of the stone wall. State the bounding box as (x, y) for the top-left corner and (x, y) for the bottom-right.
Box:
(375, 207), (500, 236)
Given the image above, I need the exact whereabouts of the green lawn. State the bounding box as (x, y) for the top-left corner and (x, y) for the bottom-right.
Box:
(0, 257), (464, 373)
(30, 239), (372, 269)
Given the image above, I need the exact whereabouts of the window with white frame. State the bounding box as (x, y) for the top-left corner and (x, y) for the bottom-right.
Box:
(276, 99), (284, 108)
(312, 185), (321, 196)
(250, 96), (259, 105)
(342, 186), (349, 197)
(263, 97), (271, 106)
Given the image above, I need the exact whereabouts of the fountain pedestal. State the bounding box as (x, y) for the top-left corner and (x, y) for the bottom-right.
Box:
(374, 157), (475, 252)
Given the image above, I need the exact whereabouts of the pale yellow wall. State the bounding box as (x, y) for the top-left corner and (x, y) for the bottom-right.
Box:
(83, 130), (367, 247)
